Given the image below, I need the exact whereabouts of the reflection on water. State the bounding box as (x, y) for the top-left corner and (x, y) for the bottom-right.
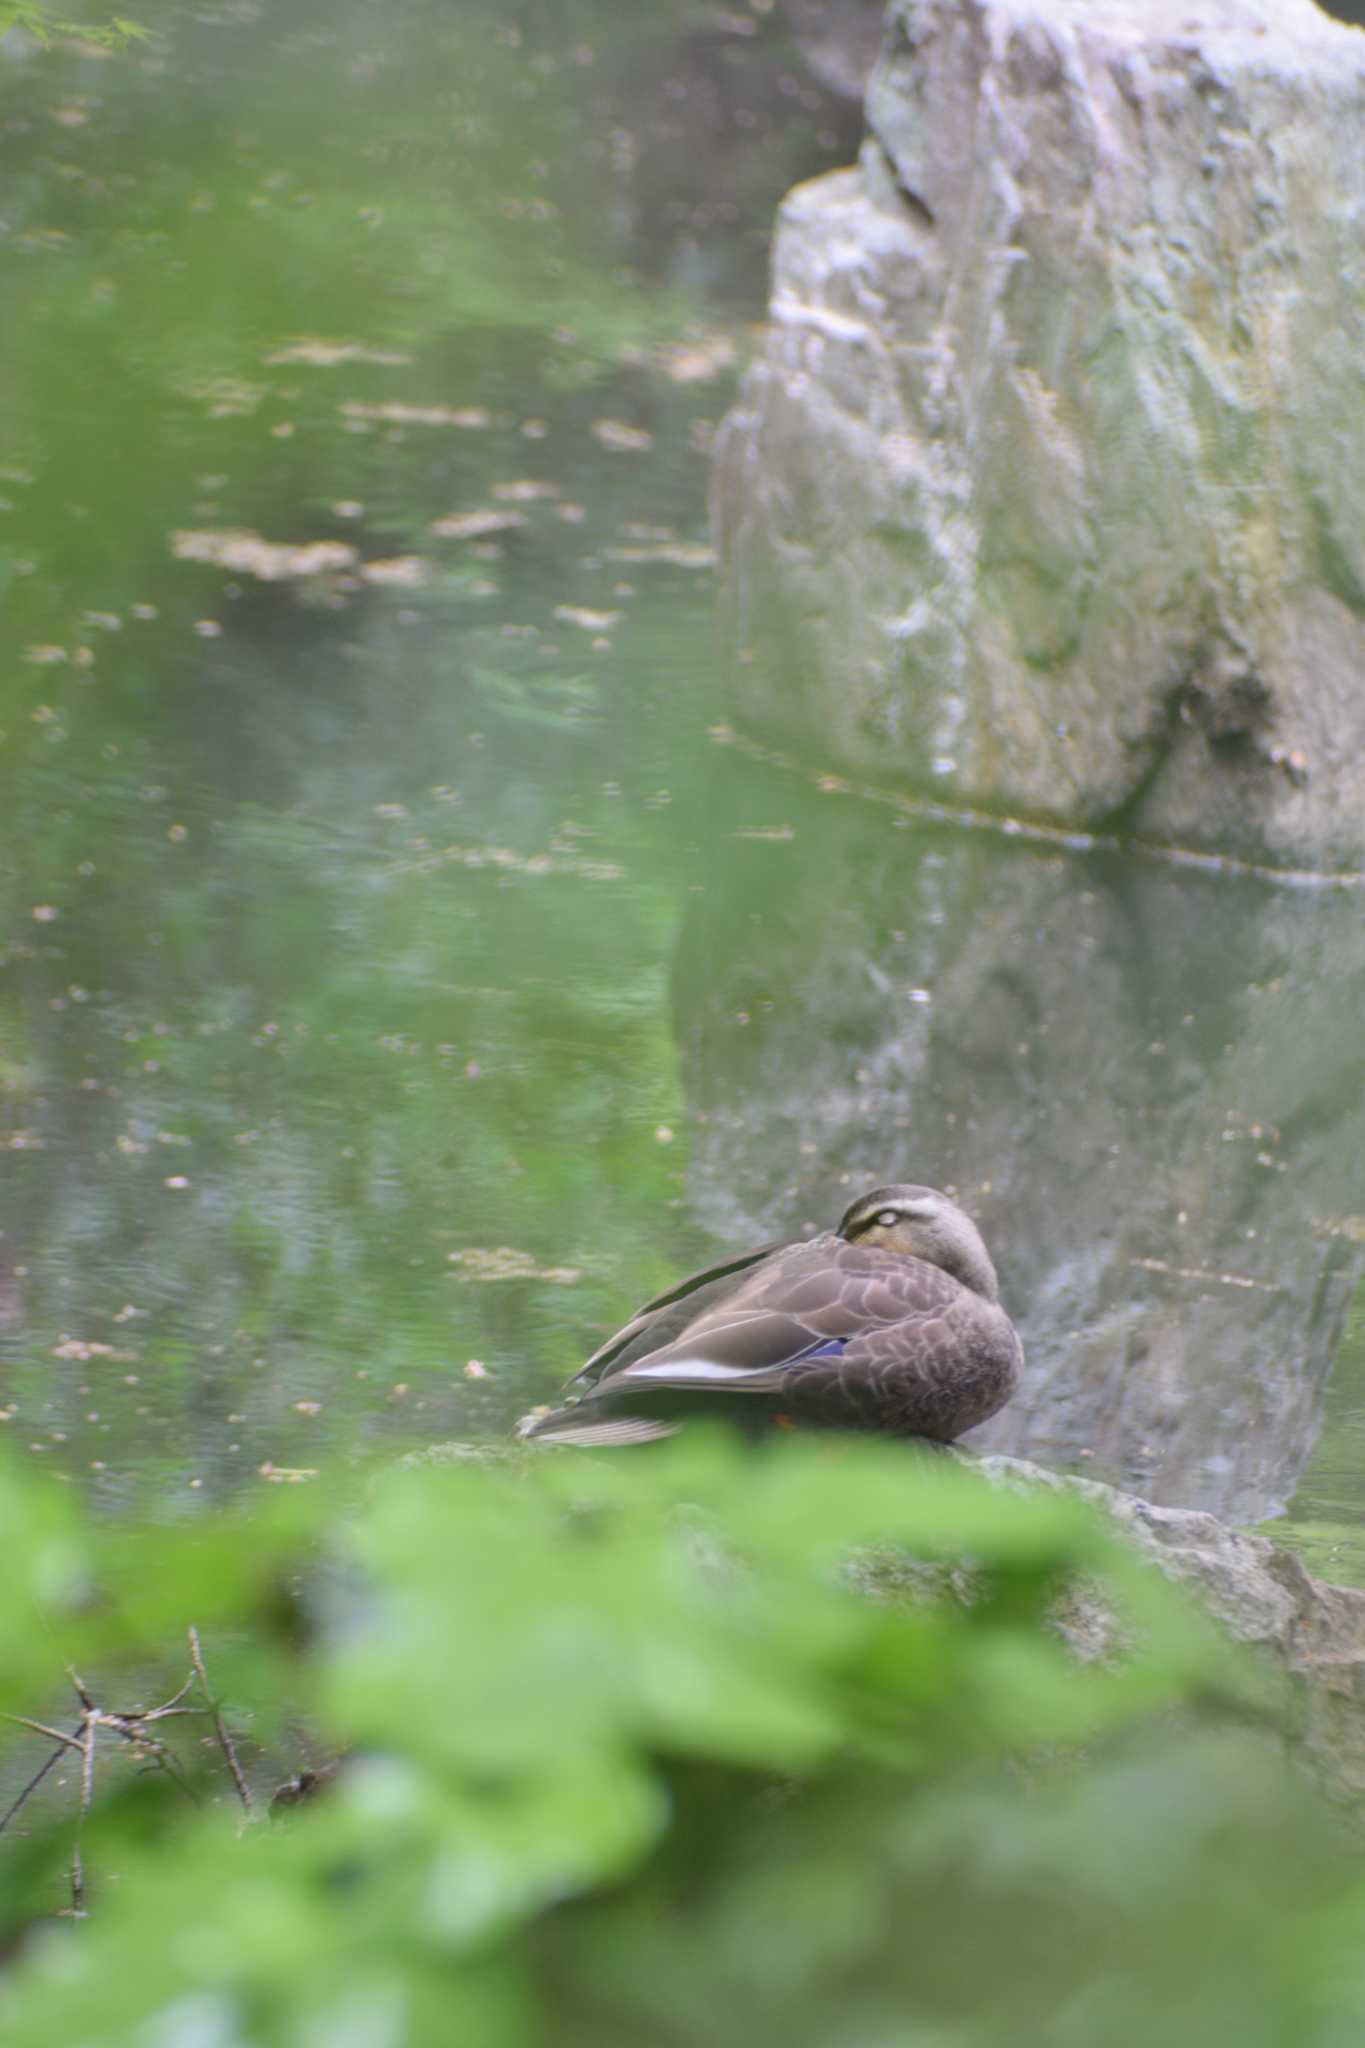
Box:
(0, 0), (861, 1503)
(675, 759), (1365, 1526)
(0, 2), (1360, 1548)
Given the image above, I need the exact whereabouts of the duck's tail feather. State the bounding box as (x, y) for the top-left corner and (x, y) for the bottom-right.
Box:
(517, 1408), (679, 1449)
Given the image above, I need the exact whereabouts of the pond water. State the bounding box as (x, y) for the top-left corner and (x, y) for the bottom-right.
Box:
(1, 2), (1361, 1562)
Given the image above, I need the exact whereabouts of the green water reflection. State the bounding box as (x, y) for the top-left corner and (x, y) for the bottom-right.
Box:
(0, 0), (867, 1499)
(1, 2), (1361, 1556)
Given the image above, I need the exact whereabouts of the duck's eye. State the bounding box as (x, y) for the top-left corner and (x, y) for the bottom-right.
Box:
(875, 1208), (902, 1227)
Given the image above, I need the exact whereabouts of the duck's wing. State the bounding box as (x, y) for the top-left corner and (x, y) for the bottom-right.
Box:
(566, 1236), (794, 1391)
(517, 1236), (814, 1445)
(587, 1238), (931, 1389)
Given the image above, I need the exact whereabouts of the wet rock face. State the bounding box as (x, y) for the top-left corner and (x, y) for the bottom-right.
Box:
(673, 803), (1365, 1525)
(712, 0), (1365, 868)
(975, 1455), (1365, 1805)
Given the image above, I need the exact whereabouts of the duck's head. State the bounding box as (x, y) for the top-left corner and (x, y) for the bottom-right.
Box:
(836, 1183), (1000, 1302)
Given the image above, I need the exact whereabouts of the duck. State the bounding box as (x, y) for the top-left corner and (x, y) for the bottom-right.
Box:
(516, 1183), (1022, 1447)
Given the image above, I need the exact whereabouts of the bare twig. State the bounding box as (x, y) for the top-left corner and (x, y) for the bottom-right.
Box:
(142, 1673), (196, 1719)
(111, 1722), (203, 1808)
(93, 1697), (204, 1809)
(65, 1709), (98, 1918)
(67, 1667), (96, 1715)
(78, 1713), (96, 1819)
(2, 1713), (87, 1756)
(4, 1649), (245, 1909)
(188, 1626), (254, 1818)
(0, 1732), (74, 1835)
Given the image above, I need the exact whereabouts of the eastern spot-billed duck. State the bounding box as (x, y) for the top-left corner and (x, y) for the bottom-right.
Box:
(517, 1183), (1022, 1447)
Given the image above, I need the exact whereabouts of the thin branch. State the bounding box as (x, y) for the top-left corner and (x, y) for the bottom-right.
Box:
(66, 1711), (97, 1919)
(5, 1646), (239, 1904)
(188, 1626), (254, 1817)
(78, 1715), (96, 1821)
(141, 1745), (203, 1807)
(1, 1713), (87, 1757)
(0, 1733), (72, 1835)
(141, 1672), (196, 1719)
(67, 1667), (96, 1715)
(105, 1720), (203, 1809)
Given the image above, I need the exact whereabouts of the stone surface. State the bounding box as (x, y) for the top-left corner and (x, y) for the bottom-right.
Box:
(788, 0), (888, 101)
(974, 1453), (1365, 1803)
(712, 0), (1365, 868)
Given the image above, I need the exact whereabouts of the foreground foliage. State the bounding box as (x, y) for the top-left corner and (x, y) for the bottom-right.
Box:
(2, 1434), (1365, 2046)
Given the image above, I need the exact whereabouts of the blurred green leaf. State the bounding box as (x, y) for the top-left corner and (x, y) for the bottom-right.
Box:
(0, 1434), (1361, 2047)
(0, 1459), (90, 1706)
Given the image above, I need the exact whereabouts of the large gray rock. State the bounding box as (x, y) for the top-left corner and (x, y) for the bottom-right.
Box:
(713, 0), (1365, 868)
(976, 1454), (1365, 1803)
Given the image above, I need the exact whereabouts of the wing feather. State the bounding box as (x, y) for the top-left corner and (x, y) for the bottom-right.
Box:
(605, 1310), (846, 1391)
(570, 1238), (793, 1389)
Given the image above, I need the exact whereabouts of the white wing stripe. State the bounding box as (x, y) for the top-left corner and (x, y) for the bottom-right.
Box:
(623, 1357), (772, 1383)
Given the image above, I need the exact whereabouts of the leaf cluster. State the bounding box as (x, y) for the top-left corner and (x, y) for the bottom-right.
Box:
(2, 1434), (1364, 2046)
